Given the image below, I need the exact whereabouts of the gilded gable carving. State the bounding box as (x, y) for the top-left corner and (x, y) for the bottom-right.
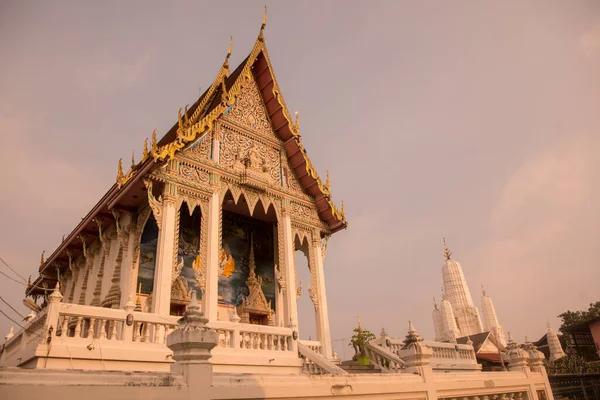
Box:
(223, 77), (274, 139)
(179, 164), (210, 185)
(219, 125), (281, 183)
(185, 132), (212, 161)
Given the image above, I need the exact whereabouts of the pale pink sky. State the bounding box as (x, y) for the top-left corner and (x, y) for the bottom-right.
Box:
(1, 1), (599, 358)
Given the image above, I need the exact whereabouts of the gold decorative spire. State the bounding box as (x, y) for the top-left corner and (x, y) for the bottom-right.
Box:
(341, 201), (345, 218)
(40, 250), (45, 267)
(116, 158), (124, 183)
(61, 235), (65, 243)
(151, 129), (158, 152)
(142, 138), (149, 161)
(223, 36), (233, 70)
(294, 111), (300, 133)
(325, 170), (330, 192)
(443, 238), (452, 261)
(258, 6), (267, 42)
(131, 151), (136, 169)
(357, 315), (363, 331)
(27, 275), (31, 290)
(481, 284), (486, 296)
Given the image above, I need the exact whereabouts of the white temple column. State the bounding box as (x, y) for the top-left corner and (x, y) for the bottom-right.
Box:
(281, 200), (299, 352)
(152, 183), (177, 316)
(202, 177), (220, 322)
(273, 225), (284, 327)
(310, 232), (333, 359)
(119, 213), (137, 308)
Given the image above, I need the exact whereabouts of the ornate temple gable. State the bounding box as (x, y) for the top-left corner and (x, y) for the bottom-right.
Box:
(217, 74), (317, 201)
(221, 76), (277, 144)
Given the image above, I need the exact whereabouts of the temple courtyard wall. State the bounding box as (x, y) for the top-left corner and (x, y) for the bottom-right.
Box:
(0, 367), (549, 400)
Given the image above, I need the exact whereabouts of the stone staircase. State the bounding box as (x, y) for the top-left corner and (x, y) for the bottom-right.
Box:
(340, 361), (382, 374)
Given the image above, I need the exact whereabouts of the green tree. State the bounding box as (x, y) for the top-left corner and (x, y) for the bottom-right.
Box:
(349, 326), (376, 359)
(558, 301), (600, 332)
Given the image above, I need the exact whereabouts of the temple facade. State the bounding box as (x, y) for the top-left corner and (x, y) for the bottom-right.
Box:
(433, 240), (507, 347)
(0, 16), (555, 400)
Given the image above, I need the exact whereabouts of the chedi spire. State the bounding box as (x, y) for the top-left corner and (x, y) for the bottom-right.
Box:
(441, 238), (483, 337)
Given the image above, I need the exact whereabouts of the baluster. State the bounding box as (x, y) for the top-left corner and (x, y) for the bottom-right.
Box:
(143, 323), (151, 342)
(153, 325), (162, 344)
(88, 318), (96, 339)
(61, 316), (69, 336)
(109, 320), (117, 340)
(133, 322), (140, 342)
(98, 319), (106, 339)
(73, 316), (83, 337)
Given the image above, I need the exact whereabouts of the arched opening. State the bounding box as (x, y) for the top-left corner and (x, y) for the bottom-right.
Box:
(219, 190), (277, 324)
(295, 235), (316, 341)
(136, 213), (159, 295)
(172, 202), (202, 316)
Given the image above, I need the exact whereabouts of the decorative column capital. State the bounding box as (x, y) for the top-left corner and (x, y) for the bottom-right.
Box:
(49, 282), (63, 303)
(163, 182), (178, 204)
(504, 333), (530, 372)
(281, 198), (291, 215)
(209, 172), (221, 190)
(167, 292), (219, 363)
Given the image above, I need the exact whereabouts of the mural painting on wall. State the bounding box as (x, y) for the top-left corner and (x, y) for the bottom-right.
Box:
(137, 214), (159, 294)
(178, 203), (202, 300)
(220, 210), (275, 309)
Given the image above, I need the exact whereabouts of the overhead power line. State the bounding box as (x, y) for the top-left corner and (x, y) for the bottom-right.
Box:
(0, 295), (26, 319)
(0, 257), (27, 283)
(0, 307), (25, 330)
(0, 269), (24, 285)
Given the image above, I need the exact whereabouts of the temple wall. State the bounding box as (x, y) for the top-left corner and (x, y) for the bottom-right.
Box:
(85, 246), (102, 305)
(0, 366), (552, 400)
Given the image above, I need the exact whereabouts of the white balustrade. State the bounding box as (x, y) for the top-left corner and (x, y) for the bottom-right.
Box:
(298, 340), (322, 354)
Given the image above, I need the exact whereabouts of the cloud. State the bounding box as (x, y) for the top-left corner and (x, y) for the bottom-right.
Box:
(579, 20), (600, 57)
(469, 135), (599, 338)
(73, 48), (154, 93)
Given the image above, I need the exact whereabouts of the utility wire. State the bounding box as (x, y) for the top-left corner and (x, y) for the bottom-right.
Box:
(0, 307), (25, 329)
(0, 266), (51, 292)
(0, 257), (27, 283)
(0, 269), (24, 285)
(0, 295), (26, 319)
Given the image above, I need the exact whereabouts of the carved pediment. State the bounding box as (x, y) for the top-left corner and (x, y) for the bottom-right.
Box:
(222, 77), (274, 140)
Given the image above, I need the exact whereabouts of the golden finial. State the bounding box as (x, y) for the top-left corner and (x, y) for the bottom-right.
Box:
(116, 158), (124, 183)
(142, 138), (149, 161)
(258, 6), (267, 41)
(325, 170), (330, 192)
(61, 235), (65, 243)
(341, 201), (345, 218)
(294, 111), (300, 133)
(27, 275), (31, 290)
(151, 129), (158, 151)
(357, 316), (362, 331)
(223, 36), (233, 70)
(131, 151), (136, 169)
(443, 238), (452, 261)
(40, 250), (45, 267)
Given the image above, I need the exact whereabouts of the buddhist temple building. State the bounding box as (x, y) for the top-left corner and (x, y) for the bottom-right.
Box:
(0, 14), (555, 400)
(12, 15), (345, 372)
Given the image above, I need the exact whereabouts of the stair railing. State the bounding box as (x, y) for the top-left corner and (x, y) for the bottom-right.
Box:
(365, 341), (406, 373)
(297, 341), (348, 375)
